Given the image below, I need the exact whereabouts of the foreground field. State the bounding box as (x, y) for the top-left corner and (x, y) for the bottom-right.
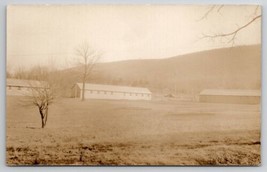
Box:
(6, 96), (261, 165)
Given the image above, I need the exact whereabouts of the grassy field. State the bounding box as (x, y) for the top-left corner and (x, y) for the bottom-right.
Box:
(6, 96), (261, 165)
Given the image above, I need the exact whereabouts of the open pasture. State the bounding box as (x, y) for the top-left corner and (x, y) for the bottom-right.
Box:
(6, 96), (261, 165)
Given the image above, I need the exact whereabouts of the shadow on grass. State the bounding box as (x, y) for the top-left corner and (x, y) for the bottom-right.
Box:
(26, 126), (40, 129)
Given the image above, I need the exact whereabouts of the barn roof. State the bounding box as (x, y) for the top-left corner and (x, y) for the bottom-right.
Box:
(200, 89), (261, 97)
(76, 83), (151, 94)
(6, 78), (47, 88)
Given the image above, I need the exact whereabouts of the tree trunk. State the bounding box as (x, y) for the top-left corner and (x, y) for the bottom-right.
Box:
(81, 80), (85, 101)
(39, 107), (46, 128)
(44, 107), (48, 126)
(41, 118), (45, 128)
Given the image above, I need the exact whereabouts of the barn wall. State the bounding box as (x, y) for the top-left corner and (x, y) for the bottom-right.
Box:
(6, 86), (32, 96)
(199, 95), (260, 104)
(71, 85), (81, 98)
(83, 90), (151, 100)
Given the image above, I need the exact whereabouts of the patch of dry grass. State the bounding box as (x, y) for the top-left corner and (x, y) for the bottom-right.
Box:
(6, 96), (261, 165)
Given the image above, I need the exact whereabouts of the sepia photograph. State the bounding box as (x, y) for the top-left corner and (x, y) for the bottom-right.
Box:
(6, 4), (261, 166)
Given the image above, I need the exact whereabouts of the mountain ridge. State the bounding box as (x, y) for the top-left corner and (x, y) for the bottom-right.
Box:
(62, 44), (261, 95)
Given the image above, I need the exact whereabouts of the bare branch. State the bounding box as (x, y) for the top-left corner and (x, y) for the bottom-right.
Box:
(199, 5), (261, 45)
(217, 5), (224, 13)
(197, 5), (216, 21)
(254, 5), (260, 15)
(201, 14), (261, 44)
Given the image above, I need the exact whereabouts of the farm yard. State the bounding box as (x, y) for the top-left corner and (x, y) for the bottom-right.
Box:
(6, 96), (261, 165)
(5, 4), (262, 167)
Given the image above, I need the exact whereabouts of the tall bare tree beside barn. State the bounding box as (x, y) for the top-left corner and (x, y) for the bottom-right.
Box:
(75, 42), (101, 101)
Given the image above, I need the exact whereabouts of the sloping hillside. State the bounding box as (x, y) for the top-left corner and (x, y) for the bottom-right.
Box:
(63, 44), (261, 94)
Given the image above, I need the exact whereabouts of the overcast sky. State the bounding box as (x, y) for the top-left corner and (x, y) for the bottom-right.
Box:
(7, 5), (261, 70)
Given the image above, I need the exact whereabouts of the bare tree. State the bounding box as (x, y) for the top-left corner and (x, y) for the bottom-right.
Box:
(200, 5), (261, 45)
(6, 70), (12, 78)
(13, 66), (28, 79)
(19, 65), (61, 128)
(75, 42), (101, 101)
(6, 63), (13, 78)
(29, 81), (53, 128)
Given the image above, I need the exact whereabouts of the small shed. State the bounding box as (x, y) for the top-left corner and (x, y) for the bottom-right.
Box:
(199, 89), (261, 104)
(72, 83), (152, 101)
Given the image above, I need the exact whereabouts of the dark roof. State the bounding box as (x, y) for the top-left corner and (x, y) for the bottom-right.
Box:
(76, 83), (151, 94)
(200, 89), (261, 96)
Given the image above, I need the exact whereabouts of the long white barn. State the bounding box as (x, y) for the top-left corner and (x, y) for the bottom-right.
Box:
(72, 83), (152, 100)
(6, 78), (47, 96)
(199, 89), (261, 104)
